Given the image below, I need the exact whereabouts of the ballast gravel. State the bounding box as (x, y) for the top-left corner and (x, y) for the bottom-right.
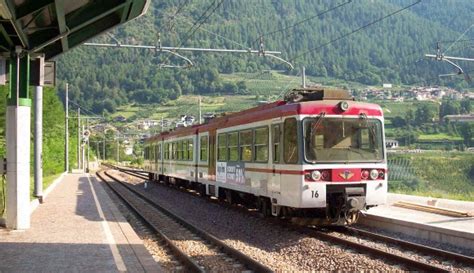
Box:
(109, 170), (397, 271)
(102, 175), (243, 272)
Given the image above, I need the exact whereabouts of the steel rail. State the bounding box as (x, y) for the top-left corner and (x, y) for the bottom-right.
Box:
(102, 170), (273, 273)
(303, 227), (450, 272)
(96, 171), (204, 273)
(109, 165), (462, 272)
(343, 226), (474, 265)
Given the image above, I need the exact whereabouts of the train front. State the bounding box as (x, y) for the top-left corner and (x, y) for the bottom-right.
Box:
(295, 91), (387, 225)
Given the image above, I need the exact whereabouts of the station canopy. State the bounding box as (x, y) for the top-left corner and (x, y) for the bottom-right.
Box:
(0, 0), (149, 60)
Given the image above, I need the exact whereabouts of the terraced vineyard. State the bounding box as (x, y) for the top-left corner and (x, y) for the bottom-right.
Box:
(388, 152), (474, 201)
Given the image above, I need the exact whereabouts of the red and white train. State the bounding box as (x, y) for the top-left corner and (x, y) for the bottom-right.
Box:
(144, 88), (387, 225)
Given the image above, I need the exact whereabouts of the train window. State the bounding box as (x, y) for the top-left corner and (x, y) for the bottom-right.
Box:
(181, 141), (184, 161)
(284, 118), (299, 164)
(170, 143), (173, 160)
(272, 125), (281, 163)
(239, 130), (253, 162)
(254, 127), (269, 162)
(172, 142), (177, 160)
(157, 144), (161, 160)
(182, 141), (186, 161)
(217, 134), (227, 161)
(303, 118), (383, 162)
(228, 132), (239, 161)
(188, 139), (193, 161)
(177, 141), (181, 160)
(200, 136), (208, 161)
(360, 129), (370, 149)
(183, 140), (186, 161)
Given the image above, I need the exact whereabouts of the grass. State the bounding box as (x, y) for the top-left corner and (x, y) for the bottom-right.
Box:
(388, 152), (474, 201)
(113, 95), (260, 126)
(418, 133), (463, 141)
(377, 101), (439, 119)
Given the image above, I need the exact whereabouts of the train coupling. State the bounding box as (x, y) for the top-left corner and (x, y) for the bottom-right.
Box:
(345, 187), (366, 212)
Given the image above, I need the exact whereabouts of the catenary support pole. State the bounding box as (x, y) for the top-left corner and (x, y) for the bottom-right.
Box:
(82, 124), (85, 171)
(198, 96), (202, 124)
(301, 66), (306, 88)
(65, 83), (69, 172)
(6, 48), (31, 229)
(116, 137), (119, 163)
(33, 55), (44, 202)
(77, 108), (80, 170)
(33, 84), (43, 202)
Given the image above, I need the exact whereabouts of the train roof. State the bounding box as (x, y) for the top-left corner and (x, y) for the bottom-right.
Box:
(146, 89), (383, 142)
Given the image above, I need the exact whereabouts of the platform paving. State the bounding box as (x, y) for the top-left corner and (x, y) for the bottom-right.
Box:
(368, 193), (474, 233)
(0, 173), (161, 273)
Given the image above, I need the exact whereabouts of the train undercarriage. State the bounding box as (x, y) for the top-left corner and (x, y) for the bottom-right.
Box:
(149, 173), (367, 226)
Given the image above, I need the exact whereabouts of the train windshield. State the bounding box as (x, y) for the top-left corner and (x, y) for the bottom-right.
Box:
(303, 117), (384, 163)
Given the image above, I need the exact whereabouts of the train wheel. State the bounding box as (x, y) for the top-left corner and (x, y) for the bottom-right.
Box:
(225, 189), (233, 204)
(259, 197), (271, 217)
(199, 184), (207, 197)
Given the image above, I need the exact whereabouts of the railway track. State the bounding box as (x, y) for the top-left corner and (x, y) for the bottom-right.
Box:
(97, 170), (272, 273)
(107, 165), (474, 272)
(341, 226), (474, 265)
(301, 227), (457, 272)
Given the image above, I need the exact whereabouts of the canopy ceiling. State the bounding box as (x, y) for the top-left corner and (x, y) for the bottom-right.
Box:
(0, 0), (149, 59)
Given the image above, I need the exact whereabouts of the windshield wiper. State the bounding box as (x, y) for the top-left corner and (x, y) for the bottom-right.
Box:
(360, 113), (378, 152)
(309, 112), (326, 139)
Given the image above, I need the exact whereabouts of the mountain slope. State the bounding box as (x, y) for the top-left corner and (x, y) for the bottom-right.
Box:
(56, 0), (473, 113)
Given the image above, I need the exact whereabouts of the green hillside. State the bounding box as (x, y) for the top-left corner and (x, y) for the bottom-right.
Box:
(56, 0), (473, 114)
(388, 152), (474, 201)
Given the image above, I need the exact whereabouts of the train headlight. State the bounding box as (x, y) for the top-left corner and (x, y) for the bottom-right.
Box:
(361, 170), (370, 180)
(311, 170), (321, 181)
(339, 101), (349, 112)
(370, 169), (379, 180)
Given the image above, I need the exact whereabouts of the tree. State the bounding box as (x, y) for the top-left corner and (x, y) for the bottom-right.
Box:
(414, 104), (434, 125)
(459, 123), (473, 146)
(439, 100), (460, 120)
(405, 109), (415, 126)
(392, 116), (406, 127)
(460, 99), (471, 114)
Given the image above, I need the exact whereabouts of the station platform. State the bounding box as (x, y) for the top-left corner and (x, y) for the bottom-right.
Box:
(0, 173), (160, 273)
(359, 193), (474, 252)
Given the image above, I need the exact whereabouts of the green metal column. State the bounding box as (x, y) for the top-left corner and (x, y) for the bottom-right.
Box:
(8, 54), (31, 106)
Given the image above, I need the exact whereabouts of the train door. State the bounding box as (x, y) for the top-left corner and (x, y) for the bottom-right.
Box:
(208, 129), (216, 181)
(270, 123), (282, 196)
(193, 133), (198, 182)
(160, 140), (164, 176)
(151, 143), (156, 172)
(156, 142), (161, 176)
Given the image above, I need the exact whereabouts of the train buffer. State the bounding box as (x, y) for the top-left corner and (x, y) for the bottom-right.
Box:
(0, 173), (160, 273)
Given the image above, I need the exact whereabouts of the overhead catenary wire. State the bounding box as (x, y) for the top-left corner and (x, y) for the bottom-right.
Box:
(173, 14), (249, 50)
(289, 0), (422, 62)
(442, 23), (474, 54)
(252, 0), (353, 47)
(68, 100), (105, 120)
(408, 68), (474, 86)
(159, 0), (225, 66)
